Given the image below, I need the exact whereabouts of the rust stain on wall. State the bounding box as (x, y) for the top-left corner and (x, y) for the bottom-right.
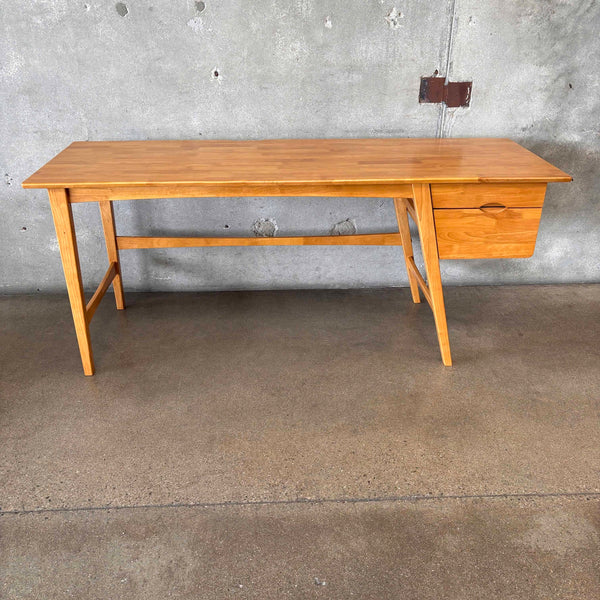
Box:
(419, 76), (472, 107)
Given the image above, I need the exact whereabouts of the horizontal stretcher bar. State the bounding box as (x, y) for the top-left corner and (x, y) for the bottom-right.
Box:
(116, 233), (403, 249)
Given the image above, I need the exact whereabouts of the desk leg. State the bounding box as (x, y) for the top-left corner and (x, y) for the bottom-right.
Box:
(394, 197), (421, 304)
(412, 183), (452, 366)
(49, 189), (94, 375)
(99, 201), (125, 310)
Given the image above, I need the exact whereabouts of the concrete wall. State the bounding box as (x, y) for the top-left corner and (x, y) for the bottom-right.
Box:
(1, 0), (598, 293)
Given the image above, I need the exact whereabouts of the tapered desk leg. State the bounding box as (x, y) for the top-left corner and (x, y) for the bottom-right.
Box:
(394, 197), (421, 304)
(48, 189), (94, 376)
(411, 184), (452, 366)
(99, 201), (125, 310)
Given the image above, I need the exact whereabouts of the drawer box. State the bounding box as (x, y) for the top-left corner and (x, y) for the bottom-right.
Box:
(431, 183), (547, 209)
(434, 207), (543, 259)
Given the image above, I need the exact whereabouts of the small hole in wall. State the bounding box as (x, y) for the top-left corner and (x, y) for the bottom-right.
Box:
(224, 224), (229, 229)
(569, 83), (573, 89)
(213, 69), (219, 78)
(115, 2), (128, 17)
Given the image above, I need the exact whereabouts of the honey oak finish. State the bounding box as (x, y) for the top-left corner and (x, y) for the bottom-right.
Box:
(394, 198), (421, 304)
(23, 138), (571, 375)
(435, 208), (544, 259)
(116, 233), (403, 249)
(430, 183), (547, 209)
(47, 189), (95, 375)
(412, 185), (452, 365)
(99, 201), (125, 310)
(23, 138), (571, 189)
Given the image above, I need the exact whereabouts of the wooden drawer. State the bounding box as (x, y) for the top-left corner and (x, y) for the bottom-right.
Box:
(434, 207), (543, 259)
(431, 183), (546, 209)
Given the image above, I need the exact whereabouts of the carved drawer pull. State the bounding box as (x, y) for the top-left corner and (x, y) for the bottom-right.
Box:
(479, 203), (507, 214)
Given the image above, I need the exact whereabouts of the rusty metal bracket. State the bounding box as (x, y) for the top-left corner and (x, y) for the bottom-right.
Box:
(419, 76), (472, 108)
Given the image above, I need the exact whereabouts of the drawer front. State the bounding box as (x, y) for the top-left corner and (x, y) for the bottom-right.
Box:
(434, 207), (543, 259)
(431, 183), (546, 209)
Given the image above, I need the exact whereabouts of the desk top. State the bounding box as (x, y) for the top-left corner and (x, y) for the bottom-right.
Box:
(23, 138), (571, 189)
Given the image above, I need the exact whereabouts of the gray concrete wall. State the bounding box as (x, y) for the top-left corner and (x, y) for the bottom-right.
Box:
(1, 0), (598, 293)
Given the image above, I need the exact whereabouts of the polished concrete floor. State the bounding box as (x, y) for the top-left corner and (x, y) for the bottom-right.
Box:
(1, 285), (599, 598)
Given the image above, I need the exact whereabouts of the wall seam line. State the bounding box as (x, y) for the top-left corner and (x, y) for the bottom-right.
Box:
(437, 0), (458, 138)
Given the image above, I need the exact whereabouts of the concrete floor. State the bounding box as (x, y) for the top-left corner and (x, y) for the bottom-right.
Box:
(1, 285), (599, 598)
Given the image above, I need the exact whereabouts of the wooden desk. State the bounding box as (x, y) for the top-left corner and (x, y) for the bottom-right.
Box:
(23, 138), (571, 375)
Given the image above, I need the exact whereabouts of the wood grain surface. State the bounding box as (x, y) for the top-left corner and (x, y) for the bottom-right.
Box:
(23, 138), (571, 189)
(434, 208), (543, 259)
(431, 182), (547, 209)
